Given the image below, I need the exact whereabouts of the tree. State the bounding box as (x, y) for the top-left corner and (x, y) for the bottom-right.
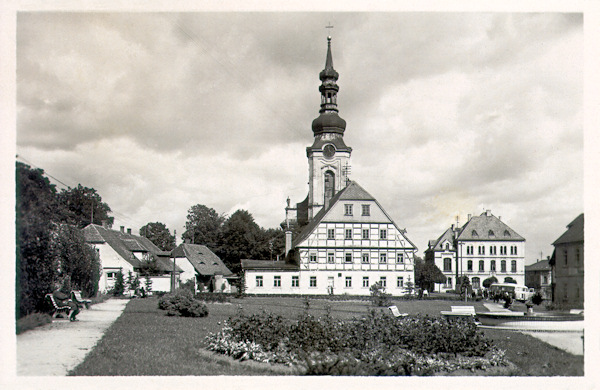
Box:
(482, 276), (498, 289)
(50, 224), (101, 298)
(16, 162), (60, 317)
(58, 184), (114, 228)
(456, 275), (471, 299)
(140, 222), (176, 251)
(216, 209), (262, 273)
(414, 257), (446, 292)
(112, 270), (125, 296)
(182, 204), (225, 251)
(254, 227), (286, 260)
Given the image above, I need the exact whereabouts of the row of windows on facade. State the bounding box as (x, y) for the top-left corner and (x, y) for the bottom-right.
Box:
(327, 227), (390, 240)
(443, 258), (518, 273)
(449, 244), (519, 256)
(563, 248), (582, 267)
(255, 275), (406, 288)
(344, 204), (370, 216)
(309, 252), (405, 264)
(445, 276), (483, 289)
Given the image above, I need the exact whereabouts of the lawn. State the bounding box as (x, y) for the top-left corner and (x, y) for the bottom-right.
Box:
(70, 295), (583, 376)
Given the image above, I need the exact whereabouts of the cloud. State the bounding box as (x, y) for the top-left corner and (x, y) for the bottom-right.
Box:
(15, 12), (583, 264)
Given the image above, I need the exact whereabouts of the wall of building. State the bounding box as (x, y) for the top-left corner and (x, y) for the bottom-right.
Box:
(553, 242), (584, 308)
(93, 243), (135, 293)
(433, 240), (525, 292)
(244, 269), (413, 296)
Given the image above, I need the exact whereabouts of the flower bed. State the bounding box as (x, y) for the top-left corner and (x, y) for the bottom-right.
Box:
(206, 309), (509, 375)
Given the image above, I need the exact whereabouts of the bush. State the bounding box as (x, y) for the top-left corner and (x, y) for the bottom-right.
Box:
(158, 289), (209, 317)
(16, 312), (52, 334)
(370, 282), (392, 307)
(206, 309), (500, 375)
(195, 292), (230, 303)
(531, 291), (543, 306)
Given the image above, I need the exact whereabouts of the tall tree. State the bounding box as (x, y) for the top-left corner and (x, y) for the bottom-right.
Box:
(216, 209), (262, 273)
(182, 204), (225, 251)
(16, 162), (60, 317)
(140, 222), (176, 251)
(414, 257), (446, 292)
(58, 184), (114, 228)
(50, 224), (101, 297)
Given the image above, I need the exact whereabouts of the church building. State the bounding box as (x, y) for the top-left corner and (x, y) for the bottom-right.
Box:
(242, 36), (417, 295)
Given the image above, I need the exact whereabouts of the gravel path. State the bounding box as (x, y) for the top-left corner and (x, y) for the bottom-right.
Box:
(17, 298), (129, 376)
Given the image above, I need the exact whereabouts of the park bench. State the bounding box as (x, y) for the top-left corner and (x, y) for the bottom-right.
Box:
(71, 291), (92, 309)
(388, 305), (408, 317)
(440, 305), (476, 318)
(45, 293), (72, 319)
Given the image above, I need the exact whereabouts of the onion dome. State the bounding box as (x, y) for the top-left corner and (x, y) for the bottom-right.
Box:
(312, 36), (346, 136)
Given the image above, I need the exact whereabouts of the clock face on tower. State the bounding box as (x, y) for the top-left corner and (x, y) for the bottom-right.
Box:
(323, 144), (336, 159)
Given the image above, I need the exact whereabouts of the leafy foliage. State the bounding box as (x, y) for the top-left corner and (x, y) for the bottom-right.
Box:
(182, 204), (225, 250)
(503, 277), (517, 284)
(140, 222), (175, 251)
(531, 291), (544, 305)
(111, 270), (125, 296)
(16, 312), (53, 334)
(207, 309), (501, 375)
(414, 257), (446, 292)
(369, 282), (392, 307)
(482, 276), (498, 288)
(58, 184), (114, 228)
(158, 289), (209, 317)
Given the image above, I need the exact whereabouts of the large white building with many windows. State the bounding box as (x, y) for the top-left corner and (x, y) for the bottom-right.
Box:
(242, 36), (417, 295)
(424, 210), (525, 292)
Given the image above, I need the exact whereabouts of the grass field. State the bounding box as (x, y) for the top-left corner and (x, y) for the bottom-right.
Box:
(69, 296), (583, 376)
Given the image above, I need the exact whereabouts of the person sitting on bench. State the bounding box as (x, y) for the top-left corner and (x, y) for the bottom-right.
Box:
(52, 283), (80, 322)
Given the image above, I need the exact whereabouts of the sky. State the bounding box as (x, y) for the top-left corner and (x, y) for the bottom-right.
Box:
(10, 10), (586, 265)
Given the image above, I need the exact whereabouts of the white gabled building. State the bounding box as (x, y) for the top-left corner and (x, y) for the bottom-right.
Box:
(242, 36), (417, 295)
(243, 182), (417, 295)
(424, 210), (526, 292)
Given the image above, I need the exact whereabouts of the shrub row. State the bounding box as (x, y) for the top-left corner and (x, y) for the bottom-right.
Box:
(16, 312), (52, 334)
(206, 309), (502, 375)
(158, 289), (209, 317)
(195, 292), (231, 303)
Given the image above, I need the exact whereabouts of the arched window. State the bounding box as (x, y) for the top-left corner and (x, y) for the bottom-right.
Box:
(490, 260), (496, 271)
(467, 260), (473, 271)
(479, 260), (485, 271)
(511, 260), (517, 273)
(501, 260), (507, 272)
(445, 243), (450, 250)
(324, 171), (335, 204)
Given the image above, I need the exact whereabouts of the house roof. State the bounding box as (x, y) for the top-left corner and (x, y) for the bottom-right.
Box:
(171, 243), (233, 276)
(553, 213), (584, 245)
(292, 181), (417, 250)
(241, 259), (300, 271)
(82, 224), (182, 272)
(456, 211), (524, 241)
(525, 259), (551, 271)
(430, 227), (456, 251)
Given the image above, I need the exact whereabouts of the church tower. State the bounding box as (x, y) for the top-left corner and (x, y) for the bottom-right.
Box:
(306, 36), (352, 220)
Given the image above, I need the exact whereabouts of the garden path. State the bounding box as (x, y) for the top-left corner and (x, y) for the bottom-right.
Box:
(481, 302), (583, 356)
(17, 298), (129, 376)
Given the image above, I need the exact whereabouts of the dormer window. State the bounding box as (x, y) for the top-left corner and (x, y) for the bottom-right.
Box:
(472, 230), (478, 237)
(488, 230), (495, 237)
(504, 230), (511, 237)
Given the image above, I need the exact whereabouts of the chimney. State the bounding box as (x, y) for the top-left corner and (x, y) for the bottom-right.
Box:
(120, 226), (125, 233)
(467, 214), (472, 222)
(498, 216), (501, 221)
(127, 228), (132, 235)
(486, 210), (491, 216)
(285, 230), (293, 256)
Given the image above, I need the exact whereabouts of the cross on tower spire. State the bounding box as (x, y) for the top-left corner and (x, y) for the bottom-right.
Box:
(325, 22), (334, 38)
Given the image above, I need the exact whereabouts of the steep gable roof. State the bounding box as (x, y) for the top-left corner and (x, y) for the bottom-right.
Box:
(553, 213), (584, 246)
(457, 211), (524, 241)
(82, 224), (181, 271)
(171, 243), (233, 276)
(292, 181), (416, 250)
(430, 227), (456, 251)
